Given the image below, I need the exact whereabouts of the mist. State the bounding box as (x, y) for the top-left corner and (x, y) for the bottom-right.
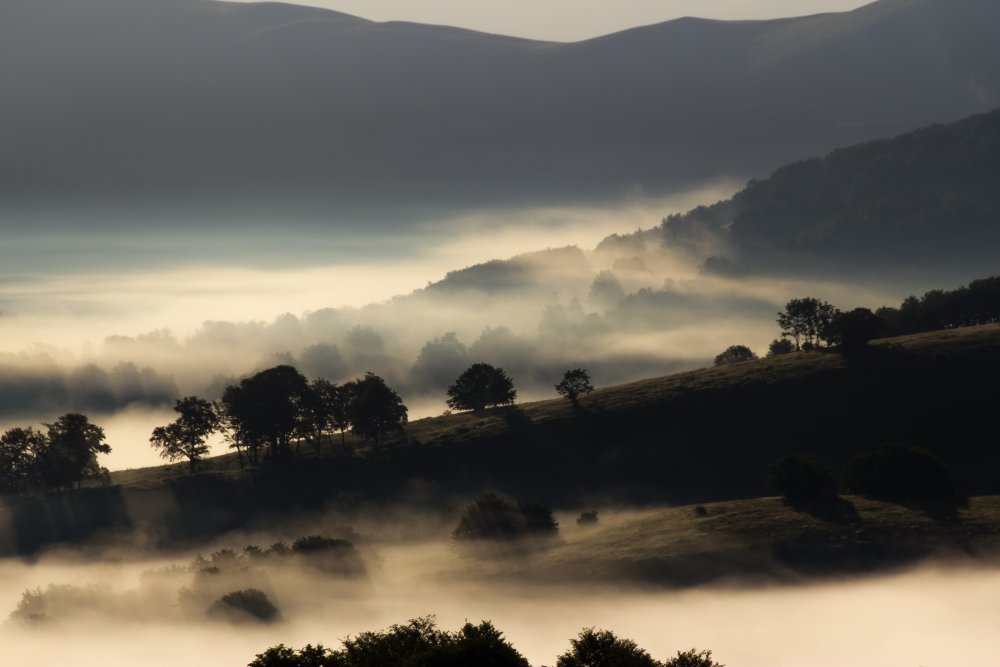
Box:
(1, 525), (998, 667)
(0, 186), (915, 471)
(0, 184), (920, 469)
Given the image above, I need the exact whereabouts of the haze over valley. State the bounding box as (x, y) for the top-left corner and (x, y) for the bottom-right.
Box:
(1, 1), (999, 666)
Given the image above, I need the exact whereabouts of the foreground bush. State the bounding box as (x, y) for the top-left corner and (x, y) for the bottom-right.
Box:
(713, 345), (758, 366)
(766, 454), (834, 498)
(249, 618), (721, 667)
(664, 649), (725, 667)
(844, 445), (954, 498)
(248, 617), (529, 667)
(556, 628), (660, 667)
(453, 493), (558, 540)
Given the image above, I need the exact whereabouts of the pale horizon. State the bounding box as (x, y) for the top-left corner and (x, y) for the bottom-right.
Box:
(224, 0), (875, 42)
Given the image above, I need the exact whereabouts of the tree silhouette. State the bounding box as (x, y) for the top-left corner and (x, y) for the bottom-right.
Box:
(150, 396), (219, 473)
(299, 379), (339, 453)
(767, 338), (795, 356)
(825, 307), (886, 352)
(555, 368), (594, 405)
(446, 363), (516, 413)
(220, 365), (310, 461)
(347, 372), (407, 446)
(777, 297), (838, 350)
(556, 629), (660, 667)
(40, 413), (111, 490)
(0, 427), (46, 493)
(217, 384), (259, 467)
(713, 345), (757, 366)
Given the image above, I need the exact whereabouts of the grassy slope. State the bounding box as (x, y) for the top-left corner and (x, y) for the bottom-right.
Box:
(463, 495), (1000, 587)
(5, 324), (997, 560)
(113, 322), (1000, 491)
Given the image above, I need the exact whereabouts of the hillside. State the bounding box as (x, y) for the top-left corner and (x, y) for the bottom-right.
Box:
(1, 323), (998, 557)
(462, 495), (1000, 587)
(655, 108), (1000, 273)
(2, 0), (998, 226)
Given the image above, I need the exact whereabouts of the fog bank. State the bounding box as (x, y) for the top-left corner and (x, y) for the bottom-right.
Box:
(1, 540), (998, 667)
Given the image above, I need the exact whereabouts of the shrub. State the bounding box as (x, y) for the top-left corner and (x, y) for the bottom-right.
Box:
(766, 454), (834, 498)
(576, 510), (599, 526)
(453, 493), (558, 540)
(207, 588), (281, 623)
(713, 345), (757, 366)
(767, 339), (795, 356)
(664, 649), (725, 667)
(556, 628), (660, 667)
(844, 445), (954, 498)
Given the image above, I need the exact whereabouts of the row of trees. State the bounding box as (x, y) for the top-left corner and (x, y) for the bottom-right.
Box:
(0, 414), (111, 493)
(151, 362), (597, 473)
(151, 366), (408, 471)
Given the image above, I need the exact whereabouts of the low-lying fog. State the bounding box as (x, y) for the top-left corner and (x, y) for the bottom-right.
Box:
(0, 187), (931, 471)
(1, 531), (997, 667)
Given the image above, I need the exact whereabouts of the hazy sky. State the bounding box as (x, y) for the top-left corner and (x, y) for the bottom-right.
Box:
(227, 0), (875, 41)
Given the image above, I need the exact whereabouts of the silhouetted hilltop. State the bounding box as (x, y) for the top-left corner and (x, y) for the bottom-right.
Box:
(424, 247), (590, 294)
(654, 109), (1000, 272)
(3, 0), (998, 226)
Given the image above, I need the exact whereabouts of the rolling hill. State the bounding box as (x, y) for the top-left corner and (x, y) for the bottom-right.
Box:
(2, 323), (998, 558)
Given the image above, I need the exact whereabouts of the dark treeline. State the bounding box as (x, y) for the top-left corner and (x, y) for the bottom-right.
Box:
(876, 275), (1000, 335)
(157, 367), (408, 471)
(0, 413), (111, 494)
(249, 618), (722, 667)
(0, 360), (177, 417)
(724, 275), (1000, 363)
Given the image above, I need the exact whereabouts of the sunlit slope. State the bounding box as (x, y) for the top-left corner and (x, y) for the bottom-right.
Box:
(464, 495), (1000, 586)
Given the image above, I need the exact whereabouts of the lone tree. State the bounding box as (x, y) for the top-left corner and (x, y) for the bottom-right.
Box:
(555, 368), (594, 405)
(777, 297), (838, 350)
(150, 396), (220, 473)
(40, 413), (111, 490)
(347, 372), (408, 446)
(446, 363), (517, 413)
(714, 345), (758, 366)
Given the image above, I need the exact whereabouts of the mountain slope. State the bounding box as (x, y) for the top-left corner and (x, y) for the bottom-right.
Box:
(1, 0), (998, 227)
(655, 108), (1000, 273)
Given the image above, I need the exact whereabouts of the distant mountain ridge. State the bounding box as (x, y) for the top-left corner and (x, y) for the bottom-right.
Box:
(653, 108), (1000, 273)
(2, 0), (999, 227)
